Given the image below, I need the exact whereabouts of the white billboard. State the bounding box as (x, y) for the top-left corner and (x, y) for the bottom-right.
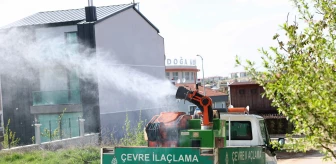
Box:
(165, 57), (197, 66)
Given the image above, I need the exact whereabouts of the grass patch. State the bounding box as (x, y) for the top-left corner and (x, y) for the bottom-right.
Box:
(0, 146), (100, 164)
(0, 111), (147, 164)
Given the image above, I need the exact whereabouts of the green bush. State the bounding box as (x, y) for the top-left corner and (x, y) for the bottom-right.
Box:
(2, 119), (20, 148)
(102, 111), (147, 147)
(119, 111), (147, 146)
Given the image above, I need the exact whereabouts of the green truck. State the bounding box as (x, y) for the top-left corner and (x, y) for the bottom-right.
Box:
(101, 85), (284, 164)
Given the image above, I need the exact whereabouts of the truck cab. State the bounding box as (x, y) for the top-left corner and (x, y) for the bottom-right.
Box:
(220, 114), (271, 147)
(221, 113), (278, 164)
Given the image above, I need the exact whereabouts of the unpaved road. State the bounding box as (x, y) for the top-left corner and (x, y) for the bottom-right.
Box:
(278, 158), (335, 164)
(277, 151), (335, 164)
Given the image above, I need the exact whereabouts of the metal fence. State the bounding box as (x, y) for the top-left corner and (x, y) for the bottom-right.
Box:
(1, 116), (85, 149)
(38, 117), (82, 143)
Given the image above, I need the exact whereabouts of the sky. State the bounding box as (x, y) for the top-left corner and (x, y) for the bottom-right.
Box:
(0, 0), (299, 78)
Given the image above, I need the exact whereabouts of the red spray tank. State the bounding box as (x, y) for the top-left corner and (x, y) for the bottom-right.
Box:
(145, 112), (191, 147)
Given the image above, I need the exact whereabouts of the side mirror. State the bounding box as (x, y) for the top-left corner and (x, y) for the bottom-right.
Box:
(278, 138), (285, 148)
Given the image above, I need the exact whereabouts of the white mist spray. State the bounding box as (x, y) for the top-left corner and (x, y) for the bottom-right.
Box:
(0, 28), (180, 116)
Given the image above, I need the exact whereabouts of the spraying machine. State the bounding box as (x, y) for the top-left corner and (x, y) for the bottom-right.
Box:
(144, 84), (225, 149)
(101, 83), (284, 164)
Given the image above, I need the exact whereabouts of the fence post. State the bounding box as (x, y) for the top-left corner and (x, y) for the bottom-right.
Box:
(79, 119), (85, 137)
(7, 128), (10, 149)
(59, 119), (62, 140)
(49, 120), (52, 142)
(78, 117), (80, 136)
(69, 118), (71, 138)
(34, 124), (42, 145)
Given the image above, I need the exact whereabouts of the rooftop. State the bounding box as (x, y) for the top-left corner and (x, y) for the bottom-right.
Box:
(1, 3), (159, 32)
(175, 83), (227, 97)
(229, 81), (258, 86)
(165, 68), (200, 72)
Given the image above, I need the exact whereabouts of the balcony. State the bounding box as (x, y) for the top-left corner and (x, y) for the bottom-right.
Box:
(33, 90), (81, 106)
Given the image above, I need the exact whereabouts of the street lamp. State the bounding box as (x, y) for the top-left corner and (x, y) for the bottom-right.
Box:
(196, 54), (206, 96)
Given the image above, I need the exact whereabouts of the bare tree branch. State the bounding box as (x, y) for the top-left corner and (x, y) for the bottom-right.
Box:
(320, 143), (336, 159)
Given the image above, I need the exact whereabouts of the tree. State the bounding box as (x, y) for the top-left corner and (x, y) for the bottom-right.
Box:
(236, 0), (336, 160)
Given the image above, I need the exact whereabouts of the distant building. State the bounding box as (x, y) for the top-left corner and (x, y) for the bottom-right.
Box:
(228, 81), (291, 134)
(217, 81), (229, 94)
(165, 57), (199, 84)
(226, 71), (253, 83)
(229, 81), (276, 114)
(230, 72), (249, 79)
(204, 76), (225, 83)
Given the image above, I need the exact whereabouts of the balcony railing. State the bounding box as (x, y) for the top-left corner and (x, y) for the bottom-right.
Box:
(33, 90), (81, 106)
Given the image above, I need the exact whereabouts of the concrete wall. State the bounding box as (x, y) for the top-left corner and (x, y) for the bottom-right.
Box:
(0, 76), (3, 128)
(95, 8), (164, 75)
(94, 8), (165, 139)
(1, 133), (99, 152)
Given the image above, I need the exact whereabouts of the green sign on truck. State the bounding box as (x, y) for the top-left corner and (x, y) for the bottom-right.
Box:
(101, 147), (265, 164)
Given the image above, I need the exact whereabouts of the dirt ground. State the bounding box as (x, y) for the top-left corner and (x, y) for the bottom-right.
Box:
(277, 150), (336, 164)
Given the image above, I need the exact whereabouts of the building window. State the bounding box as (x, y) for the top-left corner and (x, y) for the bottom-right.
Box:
(239, 89), (245, 94)
(226, 121), (252, 140)
(65, 32), (78, 55)
(240, 72), (247, 77)
(191, 72), (194, 81)
(182, 72), (185, 79)
(231, 73), (238, 78)
(65, 32), (78, 44)
(69, 68), (80, 91)
(166, 72), (170, 79)
(185, 72), (190, 80)
(251, 88), (257, 94)
(172, 72), (178, 80)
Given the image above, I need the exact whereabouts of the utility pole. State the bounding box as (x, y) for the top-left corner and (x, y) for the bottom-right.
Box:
(196, 54), (206, 96)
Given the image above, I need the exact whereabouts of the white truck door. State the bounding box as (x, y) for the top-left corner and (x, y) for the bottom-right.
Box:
(259, 119), (277, 164)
